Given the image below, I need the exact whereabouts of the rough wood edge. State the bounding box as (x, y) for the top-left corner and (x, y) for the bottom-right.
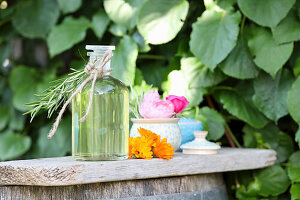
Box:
(0, 148), (276, 186)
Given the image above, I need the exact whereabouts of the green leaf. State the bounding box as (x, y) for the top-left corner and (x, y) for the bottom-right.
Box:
(236, 177), (261, 199)
(0, 133), (31, 161)
(137, 0), (189, 45)
(0, 105), (9, 131)
(248, 25), (294, 78)
(164, 70), (205, 107)
(134, 68), (144, 85)
(109, 23), (127, 37)
(190, 8), (241, 70)
(140, 61), (170, 89)
(9, 109), (25, 131)
(215, 90), (268, 129)
(91, 9), (110, 39)
(9, 65), (39, 92)
(291, 183), (300, 200)
(199, 107), (225, 140)
(272, 11), (300, 44)
(181, 57), (226, 88)
(293, 56), (300, 77)
(111, 35), (138, 85)
(47, 17), (90, 57)
(219, 37), (259, 79)
(287, 151), (300, 182)
(253, 70), (294, 122)
(12, 0), (60, 38)
(104, 0), (147, 29)
(296, 127), (300, 148)
(276, 131), (294, 163)
(27, 117), (71, 158)
(237, 0), (295, 27)
(132, 30), (151, 52)
(13, 84), (39, 112)
(287, 77), (300, 124)
(254, 165), (290, 197)
(57, 0), (82, 14)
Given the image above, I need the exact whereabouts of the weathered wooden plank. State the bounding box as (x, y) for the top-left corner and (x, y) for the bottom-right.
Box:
(0, 174), (227, 200)
(0, 148), (276, 186)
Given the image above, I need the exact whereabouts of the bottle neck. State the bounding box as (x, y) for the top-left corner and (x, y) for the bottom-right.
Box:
(88, 53), (112, 76)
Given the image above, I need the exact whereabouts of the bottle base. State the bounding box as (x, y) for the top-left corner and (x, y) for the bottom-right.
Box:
(72, 153), (128, 161)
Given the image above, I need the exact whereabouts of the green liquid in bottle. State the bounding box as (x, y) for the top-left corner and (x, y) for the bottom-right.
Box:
(72, 76), (129, 161)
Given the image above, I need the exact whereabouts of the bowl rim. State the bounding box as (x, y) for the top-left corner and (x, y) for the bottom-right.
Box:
(131, 118), (180, 124)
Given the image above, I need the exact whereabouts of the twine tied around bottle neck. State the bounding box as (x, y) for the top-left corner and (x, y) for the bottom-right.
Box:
(48, 51), (113, 139)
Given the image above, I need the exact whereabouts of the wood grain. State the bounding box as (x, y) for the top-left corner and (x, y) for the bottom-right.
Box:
(0, 173), (227, 200)
(0, 148), (276, 186)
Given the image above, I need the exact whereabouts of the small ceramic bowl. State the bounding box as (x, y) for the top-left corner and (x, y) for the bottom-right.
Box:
(180, 131), (220, 155)
(130, 118), (181, 150)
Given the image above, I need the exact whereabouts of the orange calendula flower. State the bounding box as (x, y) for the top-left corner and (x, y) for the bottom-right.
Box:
(137, 127), (159, 147)
(153, 138), (174, 159)
(129, 127), (174, 160)
(130, 136), (153, 159)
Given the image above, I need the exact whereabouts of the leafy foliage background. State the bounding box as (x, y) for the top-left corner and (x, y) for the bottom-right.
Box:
(0, 0), (300, 199)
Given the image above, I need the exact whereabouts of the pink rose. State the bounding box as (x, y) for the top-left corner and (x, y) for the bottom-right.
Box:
(142, 90), (160, 103)
(139, 100), (175, 118)
(166, 95), (189, 113)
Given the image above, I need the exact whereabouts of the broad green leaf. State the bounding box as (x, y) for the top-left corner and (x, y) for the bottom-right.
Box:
(9, 109), (25, 131)
(104, 0), (147, 29)
(0, 133), (31, 161)
(255, 165), (290, 197)
(109, 23), (127, 37)
(248, 25), (293, 78)
(12, 0), (59, 38)
(287, 77), (300, 124)
(272, 11), (300, 44)
(13, 84), (38, 112)
(47, 17), (90, 57)
(287, 151), (300, 182)
(140, 61), (170, 89)
(220, 37), (259, 79)
(236, 177), (261, 199)
(132, 30), (151, 52)
(297, 1), (300, 19)
(190, 9), (241, 69)
(276, 132), (294, 163)
(137, 0), (189, 45)
(164, 70), (205, 107)
(291, 183), (300, 200)
(237, 0), (295, 27)
(181, 57), (226, 88)
(27, 117), (71, 158)
(134, 68), (144, 85)
(293, 56), (300, 77)
(253, 70), (294, 122)
(199, 107), (225, 140)
(0, 105), (9, 131)
(9, 65), (39, 92)
(91, 9), (110, 39)
(57, 0), (82, 14)
(296, 127), (300, 148)
(111, 36), (138, 85)
(215, 90), (268, 129)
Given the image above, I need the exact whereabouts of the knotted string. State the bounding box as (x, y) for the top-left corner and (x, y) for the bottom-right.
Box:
(48, 51), (113, 139)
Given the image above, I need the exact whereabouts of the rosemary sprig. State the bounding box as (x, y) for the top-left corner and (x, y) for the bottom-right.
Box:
(25, 68), (87, 122)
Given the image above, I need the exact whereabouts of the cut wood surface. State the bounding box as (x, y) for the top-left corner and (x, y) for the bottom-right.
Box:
(0, 148), (276, 186)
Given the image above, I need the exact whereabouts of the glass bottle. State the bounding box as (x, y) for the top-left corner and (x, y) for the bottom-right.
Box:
(72, 45), (129, 161)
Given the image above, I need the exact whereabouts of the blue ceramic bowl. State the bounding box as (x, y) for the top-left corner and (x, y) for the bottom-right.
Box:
(178, 118), (203, 151)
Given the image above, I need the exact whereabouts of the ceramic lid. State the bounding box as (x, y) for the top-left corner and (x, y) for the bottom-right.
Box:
(180, 131), (220, 150)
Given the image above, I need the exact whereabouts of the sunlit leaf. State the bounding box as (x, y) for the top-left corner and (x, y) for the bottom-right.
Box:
(91, 9), (110, 39)
(57, 0), (82, 14)
(137, 0), (189, 45)
(287, 77), (300, 124)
